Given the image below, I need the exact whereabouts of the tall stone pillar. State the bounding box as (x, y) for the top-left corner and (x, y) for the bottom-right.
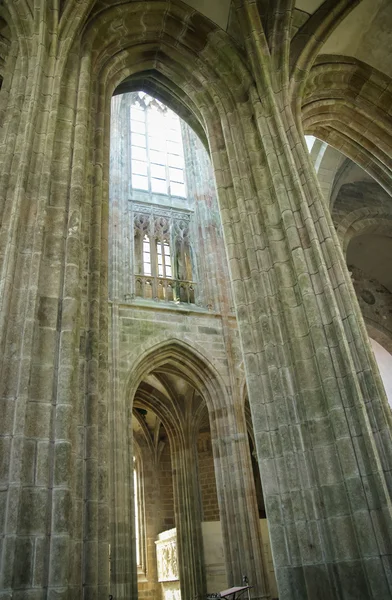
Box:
(205, 3), (392, 597)
(171, 438), (206, 600)
(108, 94), (138, 600)
(0, 5), (109, 598)
(211, 404), (271, 600)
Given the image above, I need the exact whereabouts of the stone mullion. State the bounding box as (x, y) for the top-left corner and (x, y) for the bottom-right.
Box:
(171, 437), (206, 600)
(210, 406), (270, 600)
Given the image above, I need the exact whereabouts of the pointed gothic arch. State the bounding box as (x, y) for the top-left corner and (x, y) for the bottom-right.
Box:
(125, 338), (230, 415)
(302, 55), (392, 193)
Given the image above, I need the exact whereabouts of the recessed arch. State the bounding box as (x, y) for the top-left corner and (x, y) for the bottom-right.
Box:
(336, 209), (392, 254)
(114, 71), (208, 146)
(125, 338), (229, 415)
(302, 55), (392, 194)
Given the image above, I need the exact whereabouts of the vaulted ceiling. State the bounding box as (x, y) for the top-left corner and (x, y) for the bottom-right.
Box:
(181, 0), (231, 30)
(321, 0), (392, 79)
(180, 0), (392, 81)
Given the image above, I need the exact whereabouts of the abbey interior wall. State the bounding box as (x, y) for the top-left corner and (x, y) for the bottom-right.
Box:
(1, 2), (392, 599)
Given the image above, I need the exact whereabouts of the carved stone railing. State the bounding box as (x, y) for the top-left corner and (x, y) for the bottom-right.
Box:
(134, 275), (196, 304)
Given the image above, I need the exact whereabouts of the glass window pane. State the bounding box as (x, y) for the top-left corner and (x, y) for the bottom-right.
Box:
(151, 178), (167, 194)
(168, 153), (183, 169)
(132, 175), (149, 191)
(132, 133), (146, 147)
(150, 149), (165, 165)
(170, 181), (186, 197)
(158, 265), (164, 277)
(167, 128), (181, 142)
(169, 167), (183, 183)
(167, 115), (180, 129)
(167, 140), (180, 155)
(131, 120), (145, 134)
(144, 263), (151, 276)
(131, 107), (145, 122)
(166, 266), (172, 278)
(148, 109), (163, 124)
(132, 160), (148, 176)
(151, 163), (166, 179)
(132, 146), (147, 161)
(149, 136), (166, 151)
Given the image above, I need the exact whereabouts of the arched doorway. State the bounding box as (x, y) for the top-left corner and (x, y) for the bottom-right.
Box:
(113, 340), (271, 600)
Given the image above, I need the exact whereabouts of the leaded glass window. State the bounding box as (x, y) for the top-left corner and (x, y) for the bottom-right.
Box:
(130, 93), (186, 198)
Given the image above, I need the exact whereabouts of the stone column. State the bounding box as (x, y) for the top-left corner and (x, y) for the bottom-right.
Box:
(0, 6), (109, 598)
(205, 3), (392, 597)
(108, 94), (138, 600)
(171, 438), (207, 600)
(210, 404), (271, 600)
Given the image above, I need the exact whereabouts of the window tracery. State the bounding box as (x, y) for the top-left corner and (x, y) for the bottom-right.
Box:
(132, 205), (195, 304)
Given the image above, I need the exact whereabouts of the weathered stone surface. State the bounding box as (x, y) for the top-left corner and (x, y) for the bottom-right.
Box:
(0, 1), (392, 600)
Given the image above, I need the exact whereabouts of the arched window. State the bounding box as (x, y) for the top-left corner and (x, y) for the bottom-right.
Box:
(157, 239), (172, 278)
(142, 235), (151, 276)
(130, 93), (186, 198)
(130, 93), (196, 304)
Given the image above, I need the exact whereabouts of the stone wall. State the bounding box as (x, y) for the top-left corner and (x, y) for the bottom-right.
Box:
(114, 303), (240, 392)
(201, 521), (279, 598)
(350, 266), (392, 352)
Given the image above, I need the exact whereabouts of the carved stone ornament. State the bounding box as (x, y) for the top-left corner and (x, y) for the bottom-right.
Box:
(156, 529), (179, 582)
